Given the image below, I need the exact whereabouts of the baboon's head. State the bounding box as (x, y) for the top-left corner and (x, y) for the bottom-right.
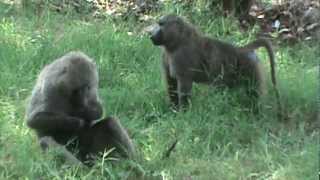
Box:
(67, 56), (103, 121)
(149, 14), (197, 50)
(68, 81), (103, 121)
(51, 52), (103, 121)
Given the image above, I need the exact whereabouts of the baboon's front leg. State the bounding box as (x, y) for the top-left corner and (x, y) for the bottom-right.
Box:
(177, 77), (193, 109)
(163, 65), (179, 107)
(167, 76), (179, 107)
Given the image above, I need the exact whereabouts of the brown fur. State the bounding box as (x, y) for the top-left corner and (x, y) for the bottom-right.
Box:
(149, 14), (281, 116)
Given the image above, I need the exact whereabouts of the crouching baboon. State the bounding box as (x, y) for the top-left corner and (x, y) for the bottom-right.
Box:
(148, 14), (282, 115)
(26, 51), (135, 165)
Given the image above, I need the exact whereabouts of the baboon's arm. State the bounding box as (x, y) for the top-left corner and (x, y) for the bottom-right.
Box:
(27, 112), (84, 133)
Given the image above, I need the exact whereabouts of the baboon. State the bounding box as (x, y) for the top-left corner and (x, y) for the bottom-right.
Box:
(26, 51), (135, 165)
(148, 14), (281, 115)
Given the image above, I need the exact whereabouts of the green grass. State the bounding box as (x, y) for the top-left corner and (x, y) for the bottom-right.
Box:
(0, 2), (318, 180)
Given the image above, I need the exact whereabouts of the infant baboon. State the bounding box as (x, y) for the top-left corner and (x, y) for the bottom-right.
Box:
(148, 14), (281, 114)
(26, 51), (135, 165)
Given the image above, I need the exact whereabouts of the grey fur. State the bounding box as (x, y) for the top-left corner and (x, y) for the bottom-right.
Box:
(26, 51), (135, 165)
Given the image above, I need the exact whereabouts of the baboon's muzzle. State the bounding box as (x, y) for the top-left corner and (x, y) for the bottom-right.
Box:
(147, 24), (163, 46)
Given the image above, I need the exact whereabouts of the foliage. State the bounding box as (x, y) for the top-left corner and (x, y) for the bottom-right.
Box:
(249, 0), (320, 43)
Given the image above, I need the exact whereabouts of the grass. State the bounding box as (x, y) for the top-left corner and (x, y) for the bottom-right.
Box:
(0, 2), (318, 179)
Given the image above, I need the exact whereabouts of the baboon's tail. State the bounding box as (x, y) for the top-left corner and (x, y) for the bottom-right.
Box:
(241, 39), (283, 120)
(241, 39), (276, 86)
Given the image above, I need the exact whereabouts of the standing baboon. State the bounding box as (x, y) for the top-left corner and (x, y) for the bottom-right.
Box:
(148, 14), (281, 115)
(26, 51), (135, 165)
